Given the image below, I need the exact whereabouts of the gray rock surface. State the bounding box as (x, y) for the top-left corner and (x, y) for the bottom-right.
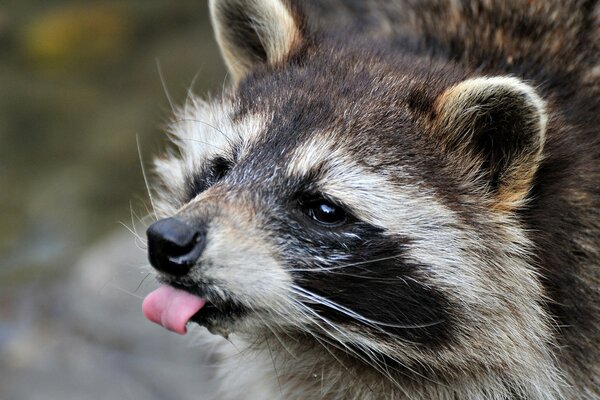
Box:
(0, 231), (221, 400)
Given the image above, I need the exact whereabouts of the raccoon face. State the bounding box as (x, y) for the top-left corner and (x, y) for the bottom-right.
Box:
(144, 0), (552, 380)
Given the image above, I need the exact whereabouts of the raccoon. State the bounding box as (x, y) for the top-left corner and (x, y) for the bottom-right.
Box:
(141, 0), (600, 399)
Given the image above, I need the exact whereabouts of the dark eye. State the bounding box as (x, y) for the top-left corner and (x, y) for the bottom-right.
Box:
(211, 157), (232, 181)
(305, 200), (348, 226)
(187, 157), (232, 200)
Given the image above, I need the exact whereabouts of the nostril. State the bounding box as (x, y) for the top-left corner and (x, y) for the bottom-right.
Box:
(167, 233), (205, 263)
(163, 232), (199, 257)
(146, 217), (206, 276)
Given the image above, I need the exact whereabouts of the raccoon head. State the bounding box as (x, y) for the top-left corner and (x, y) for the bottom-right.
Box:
(143, 0), (555, 389)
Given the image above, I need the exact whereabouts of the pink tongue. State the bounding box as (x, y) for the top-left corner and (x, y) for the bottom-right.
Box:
(142, 285), (206, 335)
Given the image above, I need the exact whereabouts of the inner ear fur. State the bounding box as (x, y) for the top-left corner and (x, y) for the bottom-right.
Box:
(432, 76), (547, 210)
(209, 0), (303, 82)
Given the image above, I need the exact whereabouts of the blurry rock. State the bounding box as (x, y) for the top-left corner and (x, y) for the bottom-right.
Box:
(0, 230), (222, 400)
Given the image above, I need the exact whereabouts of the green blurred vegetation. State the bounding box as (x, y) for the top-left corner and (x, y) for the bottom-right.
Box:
(0, 0), (225, 286)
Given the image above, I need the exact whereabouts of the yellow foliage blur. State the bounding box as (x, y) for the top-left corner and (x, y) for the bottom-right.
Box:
(21, 5), (131, 71)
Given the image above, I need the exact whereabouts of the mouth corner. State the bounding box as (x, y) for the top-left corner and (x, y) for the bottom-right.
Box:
(188, 298), (247, 333)
(142, 284), (206, 335)
(189, 303), (235, 339)
(143, 281), (247, 337)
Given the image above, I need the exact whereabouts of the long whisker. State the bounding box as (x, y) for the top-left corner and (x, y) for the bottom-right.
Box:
(293, 299), (440, 389)
(129, 201), (146, 242)
(134, 272), (152, 293)
(292, 285), (444, 330)
(254, 312), (298, 360)
(186, 71), (201, 108)
(265, 335), (285, 400)
(136, 134), (158, 221)
(288, 253), (406, 273)
(294, 270), (409, 283)
(101, 282), (145, 300)
(291, 300), (404, 391)
(221, 69), (230, 103)
(170, 136), (227, 151)
(311, 333), (374, 397)
(117, 221), (147, 251)
(170, 118), (234, 143)
(156, 58), (175, 114)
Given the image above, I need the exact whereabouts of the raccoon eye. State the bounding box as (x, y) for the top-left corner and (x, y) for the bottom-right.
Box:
(211, 157), (232, 181)
(305, 200), (348, 226)
(187, 157), (232, 200)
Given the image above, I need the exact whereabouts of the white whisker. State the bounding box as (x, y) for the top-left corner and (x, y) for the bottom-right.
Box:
(288, 253), (406, 273)
(155, 58), (175, 114)
(292, 285), (444, 330)
(136, 134), (158, 221)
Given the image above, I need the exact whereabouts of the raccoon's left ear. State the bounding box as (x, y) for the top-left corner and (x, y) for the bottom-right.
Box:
(209, 0), (304, 82)
(431, 77), (547, 210)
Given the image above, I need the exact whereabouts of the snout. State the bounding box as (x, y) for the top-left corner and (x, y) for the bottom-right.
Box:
(146, 217), (206, 276)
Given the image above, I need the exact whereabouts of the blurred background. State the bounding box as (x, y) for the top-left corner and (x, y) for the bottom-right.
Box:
(0, 1), (227, 398)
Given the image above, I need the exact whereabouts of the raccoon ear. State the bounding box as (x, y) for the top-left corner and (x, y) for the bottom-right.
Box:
(209, 0), (303, 82)
(432, 77), (547, 210)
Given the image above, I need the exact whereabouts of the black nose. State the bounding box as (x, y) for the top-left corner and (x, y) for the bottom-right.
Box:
(146, 217), (206, 276)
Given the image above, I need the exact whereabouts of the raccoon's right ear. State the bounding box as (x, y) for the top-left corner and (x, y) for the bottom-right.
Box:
(209, 0), (304, 82)
(430, 76), (547, 210)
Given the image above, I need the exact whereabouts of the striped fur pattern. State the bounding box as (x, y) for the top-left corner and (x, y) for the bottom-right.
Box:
(149, 0), (600, 398)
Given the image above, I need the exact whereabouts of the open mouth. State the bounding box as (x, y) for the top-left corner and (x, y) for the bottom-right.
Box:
(142, 284), (245, 335)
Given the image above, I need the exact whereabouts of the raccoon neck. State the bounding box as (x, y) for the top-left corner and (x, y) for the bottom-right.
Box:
(231, 334), (566, 400)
